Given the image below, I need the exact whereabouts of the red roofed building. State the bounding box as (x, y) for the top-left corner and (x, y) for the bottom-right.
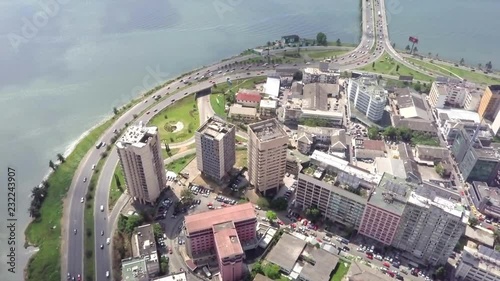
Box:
(184, 203), (257, 280)
(236, 92), (262, 107)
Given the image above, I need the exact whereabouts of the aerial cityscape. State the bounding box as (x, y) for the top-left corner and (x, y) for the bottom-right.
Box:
(2, 1), (500, 281)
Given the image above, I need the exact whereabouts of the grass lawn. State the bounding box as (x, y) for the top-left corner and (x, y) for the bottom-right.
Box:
(210, 93), (226, 117)
(108, 163), (125, 211)
(359, 53), (434, 82)
(148, 95), (199, 144)
(165, 154), (196, 174)
(23, 115), (125, 281)
(235, 149), (248, 167)
(236, 135), (247, 142)
(407, 58), (500, 85)
(330, 262), (350, 281)
(304, 49), (352, 59)
(161, 148), (180, 160)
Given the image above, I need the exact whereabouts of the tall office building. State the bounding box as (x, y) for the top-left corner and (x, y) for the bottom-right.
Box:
(347, 77), (387, 121)
(478, 85), (500, 121)
(116, 124), (166, 204)
(195, 116), (236, 181)
(392, 183), (466, 266)
(247, 119), (288, 196)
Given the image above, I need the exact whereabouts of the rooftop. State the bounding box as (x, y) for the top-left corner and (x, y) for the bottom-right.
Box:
(392, 117), (437, 133)
(236, 92), (262, 103)
(185, 203), (256, 234)
(134, 224), (158, 259)
(122, 257), (149, 281)
(298, 125), (338, 137)
(310, 150), (382, 186)
(436, 108), (481, 123)
(265, 77), (280, 97)
(375, 158), (406, 179)
(248, 119), (288, 142)
(266, 233), (307, 273)
(488, 85), (500, 95)
(299, 247), (340, 281)
(356, 139), (385, 151)
(465, 226), (495, 247)
(197, 116), (234, 141)
(348, 261), (394, 281)
(461, 246), (500, 277)
(415, 145), (450, 159)
(302, 83), (339, 111)
(304, 68), (336, 76)
(253, 274), (274, 281)
(117, 124), (158, 148)
(408, 190), (463, 217)
(368, 173), (414, 215)
(471, 181), (500, 208)
(260, 99), (278, 109)
(229, 105), (257, 116)
(213, 221), (244, 259)
(474, 146), (500, 160)
(152, 272), (187, 281)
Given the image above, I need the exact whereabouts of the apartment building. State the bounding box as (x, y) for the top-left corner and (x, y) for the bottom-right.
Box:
(247, 119), (288, 196)
(133, 224), (160, 277)
(429, 80), (469, 108)
(184, 203), (257, 269)
(195, 116), (236, 181)
(116, 124), (166, 204)
(347, 77), (387, 121)
(455, 246), (500, 281)
(358, 174), (412, 245)
(213, 222), (245, 281)
(392, 183), (466, 266)
(478, 85), (500, 121)
(295, 151), (369, 229)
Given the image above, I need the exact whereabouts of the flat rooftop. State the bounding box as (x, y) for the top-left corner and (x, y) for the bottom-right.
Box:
(117, 125), (157, 148)
(408, 191), (463, 217)
(229, 105), (257, 116)
(348, 260), (394, 281)
(368, 173), (414, 215)
(248, 119), (288, 142)
(302, 83), (340, 111)
(213, 221), (244, 259)
(436, 108), (480, 123)
(260, 99), (277, 109)
(197, 116), (234, 141)
(134, 224), (158, 258)
(266, 233), (307, 273)
(185, 203), (256, 234)
(475, 147), (500, 160)
(152, 272), (187, 281)
(415, 145), (450, 159)
(472, 181), (500, 207)
(299, 247), (339, 281)
(375, 158), (406, 180)
(310, 150), (382, 185)
(465, 226), (495, 247)
(122, 257), (149, 281)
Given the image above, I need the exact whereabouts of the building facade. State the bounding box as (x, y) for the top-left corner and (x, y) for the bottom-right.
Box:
(247, 119), (288, 196)
(478, 85), (500, 121)
(455, 246), (500, 281)
(429, 81), (469, 108)
(195, 117), (236, 181)
(470, 181), (500, 220)
(116, 125), (166, 204)
(392, 189), (466, 266)
(347, 78), (387, 121)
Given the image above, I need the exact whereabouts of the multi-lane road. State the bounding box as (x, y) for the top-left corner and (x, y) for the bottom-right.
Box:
(63, 0), (442, 279)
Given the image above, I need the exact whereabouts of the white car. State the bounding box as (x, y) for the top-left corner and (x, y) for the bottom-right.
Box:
(80, 197), (84, 203)
(91, 164), (96, 170)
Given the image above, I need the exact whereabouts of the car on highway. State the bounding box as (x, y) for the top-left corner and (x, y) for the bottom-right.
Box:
(146, 111), (150, 114)
(74, 228), (77, 234)
(101, 230), (104, 236)
(92, 164), (96, 170)
(107, 237), (111, 244)
(83, 177), (87, 183)
(100, 244), (104, 249)
(106, 271), (110, 278)
(100, 205), (104, 212)
(80, 197), (84, 203)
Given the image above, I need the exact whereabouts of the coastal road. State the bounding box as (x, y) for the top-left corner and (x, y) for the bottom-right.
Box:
(92, 68), (276, 280)
(63, 54), (275, 281)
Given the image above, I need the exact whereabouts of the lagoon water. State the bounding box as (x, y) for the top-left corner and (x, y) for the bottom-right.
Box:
(0, 0), (497, 278)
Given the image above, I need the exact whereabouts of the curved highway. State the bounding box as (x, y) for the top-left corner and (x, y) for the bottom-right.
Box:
(64, 0), (436, 280)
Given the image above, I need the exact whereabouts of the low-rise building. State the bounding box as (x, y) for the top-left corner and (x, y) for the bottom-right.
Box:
(229, 105), (257, 121)
(133, 224), (160, 277)
(393, 88), (430, 120)
(429, 79), (469, 108)
(259, 99), (278, 118)
(152, 272), (187, 281)
(354, 139), (386, 160)
(441, 119), (492, 146)
(303, 68), (338, 84)
(398, 143), (422, 183)
(414, 145), (450, 164)
(121, 257), (150, 281)
(236, 91), (262, 107)
(392, 116), (437, 136)
(455, 246), (500, 281)
(347, 260), (394, 281)
(465, 226), (495, 248)
(470, 181), (500, 220)
(266, 233), (339, 281)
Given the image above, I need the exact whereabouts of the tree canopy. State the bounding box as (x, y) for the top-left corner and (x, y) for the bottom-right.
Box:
(305, 206), (321, 221)
(266, 211), (277, 222)
(270, 197), (288, 211)
(316, 32), (327, 46)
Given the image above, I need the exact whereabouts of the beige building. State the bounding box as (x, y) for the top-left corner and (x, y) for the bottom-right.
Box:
(195, 116), (236, 181)
(428, 80), (469, 108)
(116, 124), (166, 204)
(478, 85), (500, 121)
(247, 119), (288, 195)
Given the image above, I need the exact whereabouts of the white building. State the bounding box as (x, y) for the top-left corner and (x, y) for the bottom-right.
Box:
(455, 246), (500, 281)
(264, 77), (280, 97)
(195, 116), (236, 181)
(347, 78), (387, 121)
(429, 81), (468, 108)
(392, 183), (467, 265)
(491, 111), (500, 136)
(116, 124), (167, 205)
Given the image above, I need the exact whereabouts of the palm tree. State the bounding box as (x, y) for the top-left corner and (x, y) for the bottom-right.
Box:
(435, 53), (439, 59)
(486, 61), (493, 71)
(49, 160), (56, 170)
(405, 45), (411, 52)
(478, 63), (482, 70)
(57, 153), (65, 163)
(460, 58), (465, 65)
(428, 52), (432, 58)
